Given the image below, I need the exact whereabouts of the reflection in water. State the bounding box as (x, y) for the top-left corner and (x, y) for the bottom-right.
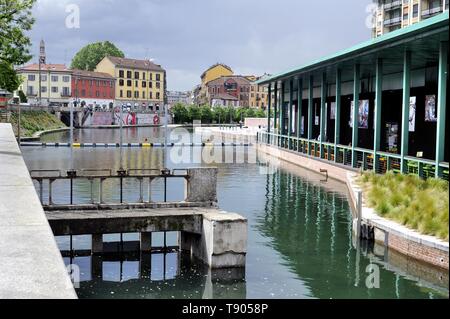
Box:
(21, 128), (449, 299)
(62, 250), (246, 299)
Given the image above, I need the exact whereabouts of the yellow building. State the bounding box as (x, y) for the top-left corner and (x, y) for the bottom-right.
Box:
(249, 74), (273, 110)
(201, 63), (233, 86)
(96, 56), (166, 109)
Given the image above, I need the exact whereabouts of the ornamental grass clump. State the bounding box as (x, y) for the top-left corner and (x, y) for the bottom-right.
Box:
(358, 172), (449, 241)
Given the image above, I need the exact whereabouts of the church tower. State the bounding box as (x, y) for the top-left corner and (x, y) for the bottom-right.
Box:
(39, 39), (46, 64)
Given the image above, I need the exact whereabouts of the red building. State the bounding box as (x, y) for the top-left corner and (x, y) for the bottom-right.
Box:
(206, 76), (251, 107)
(72, 70), (115, 109)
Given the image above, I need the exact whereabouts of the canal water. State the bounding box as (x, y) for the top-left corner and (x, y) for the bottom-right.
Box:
(21, 127), (449, 299)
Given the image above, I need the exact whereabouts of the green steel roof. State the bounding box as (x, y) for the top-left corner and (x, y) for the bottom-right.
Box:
(257, 11), (449, 85)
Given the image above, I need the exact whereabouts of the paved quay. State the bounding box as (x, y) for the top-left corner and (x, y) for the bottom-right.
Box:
(0, 123), (77, 299)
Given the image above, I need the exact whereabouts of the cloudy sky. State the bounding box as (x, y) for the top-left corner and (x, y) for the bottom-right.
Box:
(29, 0), (373, 91)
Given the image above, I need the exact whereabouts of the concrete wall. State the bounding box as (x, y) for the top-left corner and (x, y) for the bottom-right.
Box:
(0, 123), (77, 299)
(185, 168), (218, 203)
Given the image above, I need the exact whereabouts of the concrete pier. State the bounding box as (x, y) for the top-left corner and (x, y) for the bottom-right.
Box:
(0, 123), (77, 299)
(46, 206), (247, 269)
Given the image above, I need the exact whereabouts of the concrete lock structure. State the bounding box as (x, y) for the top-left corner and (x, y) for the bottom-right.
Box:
(44, 167), (247, 269)
(258, 12), (449, 181)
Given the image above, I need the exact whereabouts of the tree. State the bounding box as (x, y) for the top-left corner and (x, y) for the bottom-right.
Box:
(187, 105), (201, 122)
(0, 0), (36, 91)
(200, 105), (213, 123)
(18, 89), (27, 103)
(71, 41), (124, 71)
(170, 103), (189, 124)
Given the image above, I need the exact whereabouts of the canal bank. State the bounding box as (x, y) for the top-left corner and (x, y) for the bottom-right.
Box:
(257, 142), (449, 270)
(0, 123), (77, 299)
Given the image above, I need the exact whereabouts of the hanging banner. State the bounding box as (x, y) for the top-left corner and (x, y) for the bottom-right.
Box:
(358, 100), (369, 129)
(349, 101), (354, 127)
(425, 95), (437, 122)
(330, 102), (336, 120)
(409, 96), (416, 132)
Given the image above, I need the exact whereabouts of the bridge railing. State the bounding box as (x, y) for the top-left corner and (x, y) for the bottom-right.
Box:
(29, 167), (214, 208)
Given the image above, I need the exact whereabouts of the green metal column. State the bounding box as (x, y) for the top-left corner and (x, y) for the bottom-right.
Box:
(297, 77), (303, 139)
(267, 83), (272, 143)
(273, 82), (278, 134)
(308, 75), (314, 155)
(288, 79), (293, 148)
(436, 41), (448, 177)
(351, 64), (360, 167)
(334, 68), (341, 163)
(374, 58), (383, 173)
(320, 72), (327, 158)
(400, 50), (411, 174)
(280, 81), (285, 137)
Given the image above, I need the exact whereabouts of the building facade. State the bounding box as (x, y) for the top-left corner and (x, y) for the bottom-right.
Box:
(167, 91), (192, 107)
(206, 76), (251, 108)
(96, 56), (166, 110)
(249, 74), (273, 109)
(17, 64), (72, 107)
(195, 63), (234, 105)
(71, 70), (115, 109)
(372, 0), (449, 37)
(258, 12), (448, 180)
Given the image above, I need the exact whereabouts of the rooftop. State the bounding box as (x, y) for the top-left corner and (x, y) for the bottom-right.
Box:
(201, 63), (233, 79)
(72, 69), (114, 79)
(257, 11), (449, 85)
(17, 64), (71, 73)
(106, 56), (165, 72)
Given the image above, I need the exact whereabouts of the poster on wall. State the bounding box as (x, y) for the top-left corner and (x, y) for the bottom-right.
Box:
(386, 122), (399, 153)
(358, 100), (369, 129)
(425, 95), (437, 122)
(330, 102), (336, 120)
(409, 96), (416, 132)
(349, 101), (354, 127)
(301, 116), (305, 135)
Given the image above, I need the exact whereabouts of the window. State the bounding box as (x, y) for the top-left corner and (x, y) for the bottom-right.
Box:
(142, 81), (147, 88)
(413, 4), (418, 17)
(149, 92), (153, 99)
(127, 80), (132, 87)
(134, 91), (139, 98)
(156, 92), (160, 100)
(62, 87), (70, 96)
(149, 82), (153, 88)
(89, 80), (93, 87)
(135, 80), (139, 87)
(119, 79), (124, 86)
(41, 86), (47, 93)
(156, 74), (160, 81)
(156, 82), (160, 89)
(51, 87), (58, 93)
(27, 86), (34, 95)
(96, 91), (100, 97)
(120, 90), (123, 98)
(403, 13), (409, 21)
(63, 76), (70, 82)
(127, 91), (132, 98)
(119, 70), (124, 78)
(135, 72), (139, 79)
(51, 75), (59, 82)
(41, 75), (47, 82)
(127, 71), (132, 79)
(28, 75), (36, 81)
(149, 73), (153, 80)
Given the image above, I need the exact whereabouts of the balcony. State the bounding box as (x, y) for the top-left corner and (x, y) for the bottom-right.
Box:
(422, 6), (443, 18)
(383, 16), (402, 26)
(383, 0), (402, 11)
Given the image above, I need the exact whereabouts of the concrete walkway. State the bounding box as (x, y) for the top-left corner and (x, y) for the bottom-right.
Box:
(0, 123), (77, 299)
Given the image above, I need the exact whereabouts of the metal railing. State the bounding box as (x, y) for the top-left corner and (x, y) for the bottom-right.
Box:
(30, 168), (190, 207)
(257, 131), (449, 181)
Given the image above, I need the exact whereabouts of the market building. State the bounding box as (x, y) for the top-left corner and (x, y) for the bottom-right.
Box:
(258, 12), (448, 180)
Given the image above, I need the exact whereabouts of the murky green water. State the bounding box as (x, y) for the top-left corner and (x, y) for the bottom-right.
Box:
(21, 128), (449, 299)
